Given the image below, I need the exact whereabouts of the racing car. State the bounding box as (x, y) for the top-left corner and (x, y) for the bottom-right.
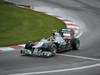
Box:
(20, 28), (80, 57)
(20, 39), (57, 57)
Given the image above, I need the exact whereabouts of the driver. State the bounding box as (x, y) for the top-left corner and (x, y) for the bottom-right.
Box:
(53, 32), (66, 45)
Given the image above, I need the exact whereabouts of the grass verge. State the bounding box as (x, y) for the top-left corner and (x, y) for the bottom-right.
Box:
(0, 0), (65, 47)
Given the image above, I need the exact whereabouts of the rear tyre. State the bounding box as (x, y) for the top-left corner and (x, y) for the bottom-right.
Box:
(71, 38), (80, 50)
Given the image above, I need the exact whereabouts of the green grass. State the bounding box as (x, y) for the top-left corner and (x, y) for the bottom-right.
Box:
(0, 0), (65, 47)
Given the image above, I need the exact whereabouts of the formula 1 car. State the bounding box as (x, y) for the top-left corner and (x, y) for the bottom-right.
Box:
(20, 28), (80, 57)
(20, 39), (57, 57)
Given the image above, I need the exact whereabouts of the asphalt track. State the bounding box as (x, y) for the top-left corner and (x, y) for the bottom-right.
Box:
(0, 0), (100, 75)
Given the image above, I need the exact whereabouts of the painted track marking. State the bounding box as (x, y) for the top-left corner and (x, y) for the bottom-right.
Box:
(10, 63), (100, 75)
(57, 54), (100, 61)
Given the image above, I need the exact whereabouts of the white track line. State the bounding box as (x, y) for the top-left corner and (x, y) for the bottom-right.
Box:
(57, 54), (100, 61)
(67, 25), (79, 29)
(64, 21), (73, 24)
(18, 44), (25, 47)
(10, 63), (100, 75)
(0, 47), (15, 51)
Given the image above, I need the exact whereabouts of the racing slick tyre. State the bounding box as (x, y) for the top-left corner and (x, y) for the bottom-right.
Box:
(71, 38), (80, 50)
